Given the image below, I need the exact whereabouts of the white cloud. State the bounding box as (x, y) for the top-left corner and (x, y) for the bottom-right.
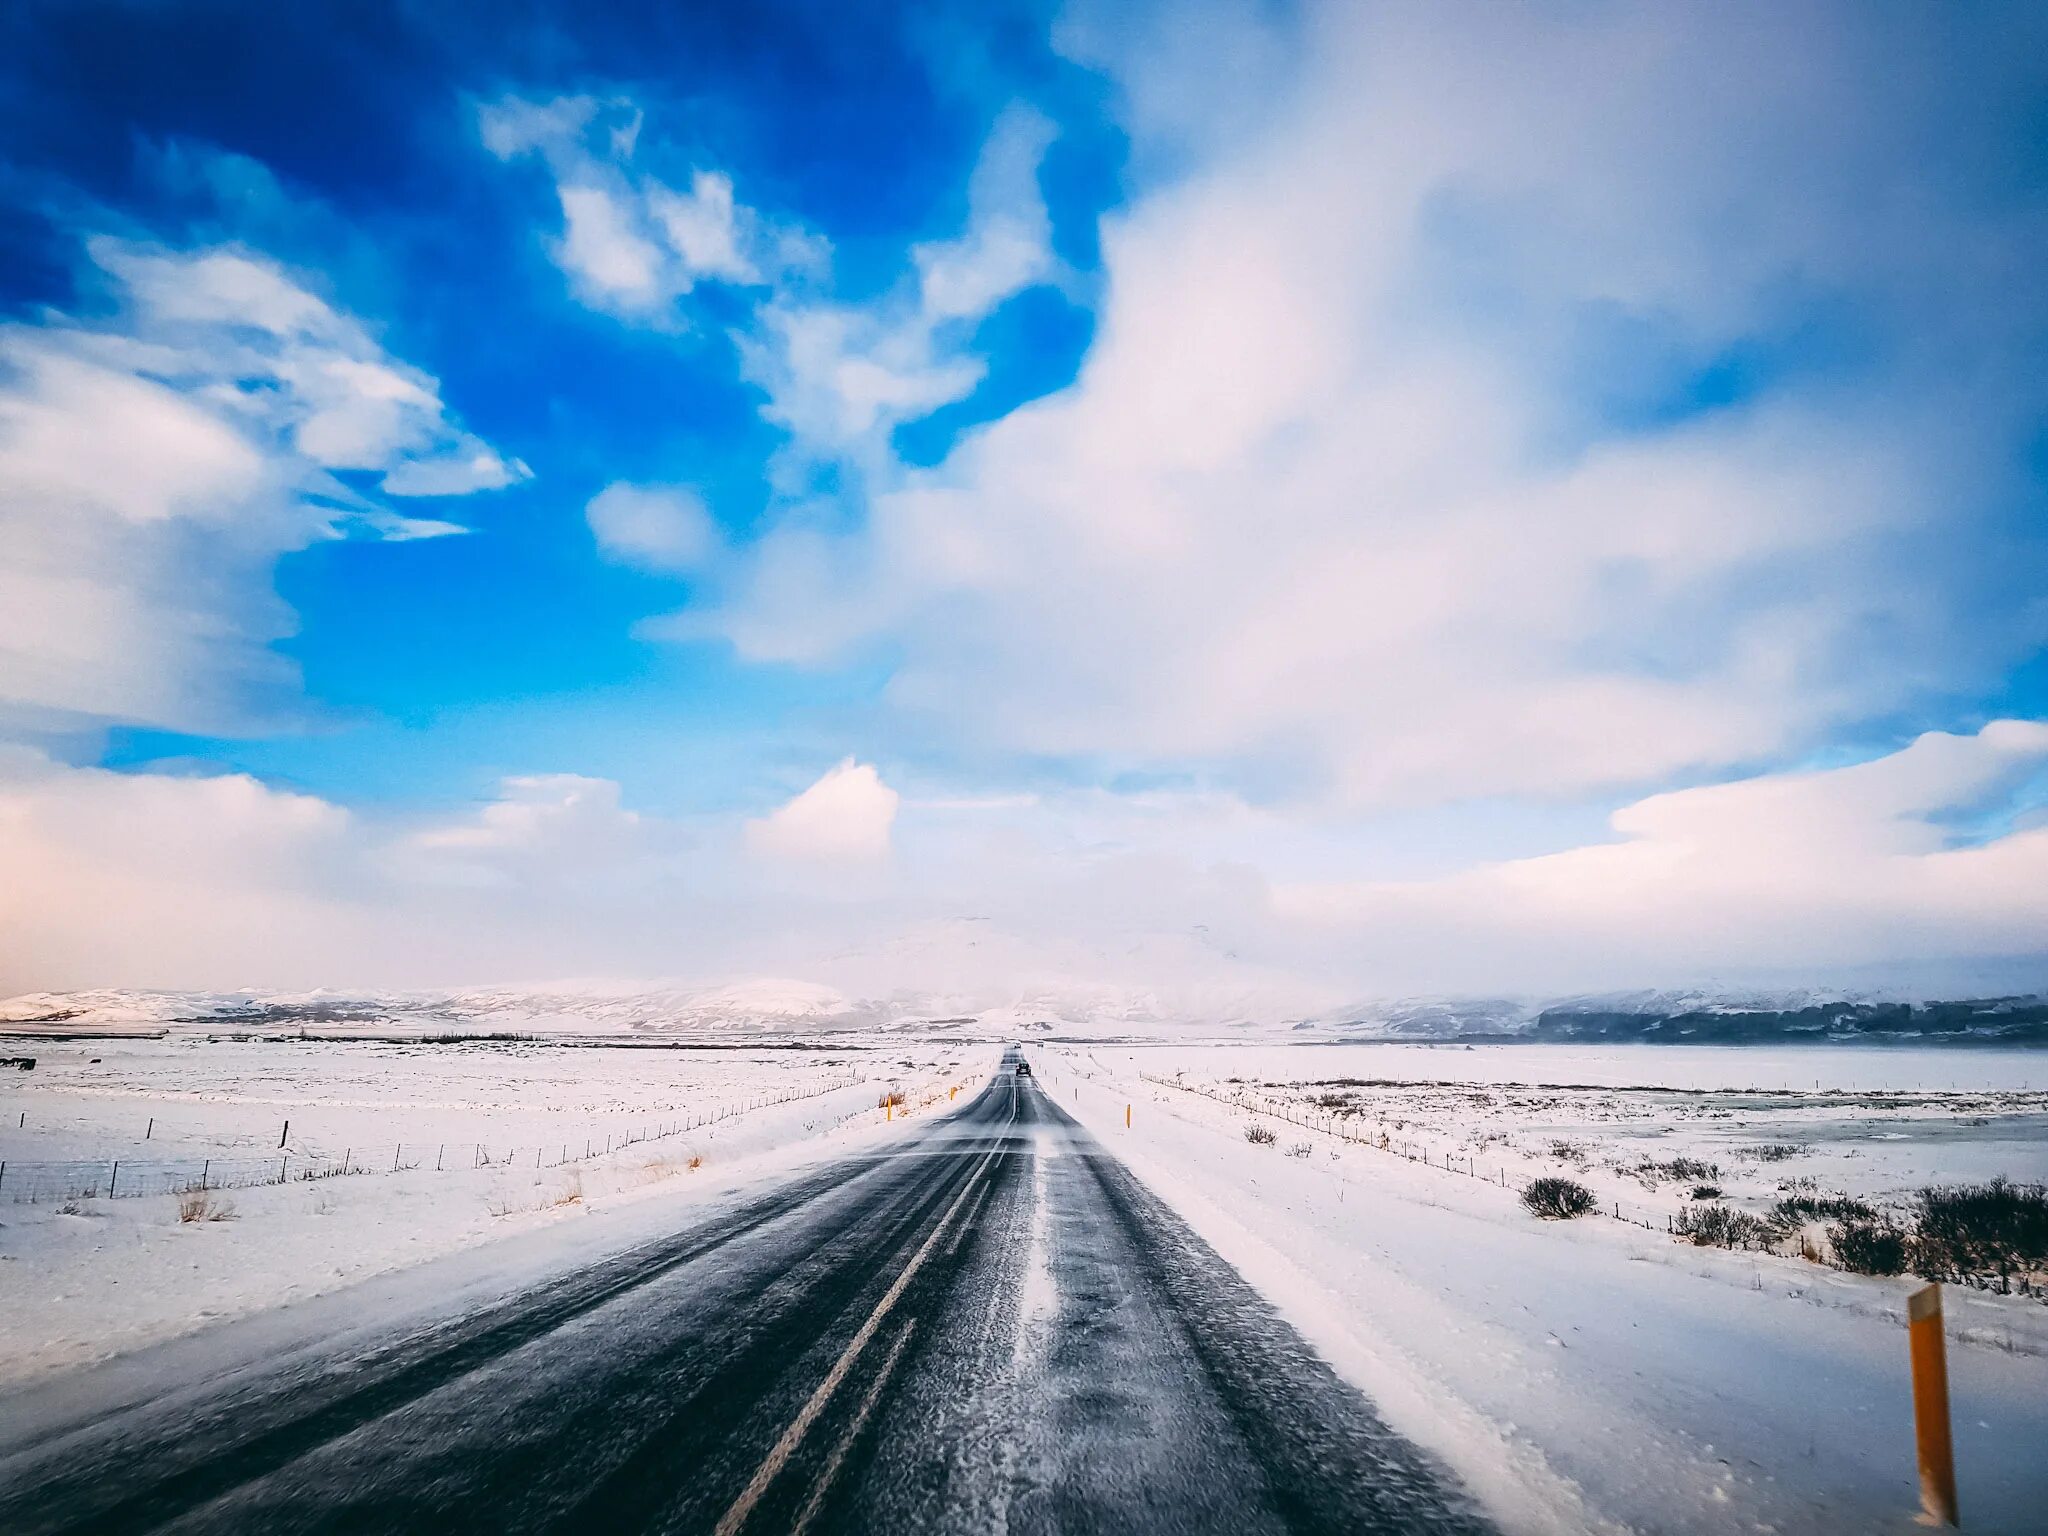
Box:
(0, 236), (522, 735)
(737, 105), (1058, 465)
(746, 758), (900, 862)
(1275, 722), (2048, 993)
(585, 482), (719, 572)
(480, 93), (799, 320)
(557, 183), (667, 308)
(650, 171), (759, 285)
(686, 5), (2045, 810)
(3, 725), (2044, 998)
(407, 774), (645, 883)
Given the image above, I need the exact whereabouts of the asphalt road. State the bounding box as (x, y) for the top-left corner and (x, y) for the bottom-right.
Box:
(0, 1056), (1493, 1535)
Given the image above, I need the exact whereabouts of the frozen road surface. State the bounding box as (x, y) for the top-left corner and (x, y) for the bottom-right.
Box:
(0, 1056), (1491, 1534)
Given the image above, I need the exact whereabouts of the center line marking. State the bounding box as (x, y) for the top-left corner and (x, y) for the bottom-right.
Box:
(713, 1140), (1001, 1536)
(787, 1318), (919, 1536)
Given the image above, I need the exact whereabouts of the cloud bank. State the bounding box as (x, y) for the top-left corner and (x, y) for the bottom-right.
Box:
(4, 724), (2043, 999)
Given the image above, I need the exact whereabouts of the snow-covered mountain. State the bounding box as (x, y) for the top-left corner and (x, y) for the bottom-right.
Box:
(5, 979), (2046, 1043)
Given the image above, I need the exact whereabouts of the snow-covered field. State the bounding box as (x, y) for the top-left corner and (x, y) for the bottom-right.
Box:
(1041, 1043), (2048, 1535)
(1112, 1042), (2048, 1230)
(0, 1036), (991, 1386)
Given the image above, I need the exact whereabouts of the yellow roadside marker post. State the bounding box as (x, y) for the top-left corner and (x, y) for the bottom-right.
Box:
(1908, 1282), (1959, 1526)
(1125, 1104), (1131, 1129)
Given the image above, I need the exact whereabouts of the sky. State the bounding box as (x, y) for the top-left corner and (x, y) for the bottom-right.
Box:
(2, 0), (2047, 1009)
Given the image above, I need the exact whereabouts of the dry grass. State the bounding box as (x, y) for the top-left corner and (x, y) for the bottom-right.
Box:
(177, 1191), (237, 1223)
(1244, 1123), (1277, 1145)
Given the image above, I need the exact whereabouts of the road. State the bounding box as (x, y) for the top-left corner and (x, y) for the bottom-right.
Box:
(0, 1056), (1493, 1535)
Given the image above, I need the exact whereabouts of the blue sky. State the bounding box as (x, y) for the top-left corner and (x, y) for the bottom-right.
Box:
(2, 1), (2046, 1003)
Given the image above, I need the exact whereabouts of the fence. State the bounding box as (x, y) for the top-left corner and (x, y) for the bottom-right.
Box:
(0, 1072), (864, 1203)
(1138, 1071), (1673, 1233)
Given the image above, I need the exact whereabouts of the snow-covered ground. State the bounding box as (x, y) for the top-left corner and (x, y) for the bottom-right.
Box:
(1037, 1043), (2048, 1535)
(0, 1036), (992, 1387)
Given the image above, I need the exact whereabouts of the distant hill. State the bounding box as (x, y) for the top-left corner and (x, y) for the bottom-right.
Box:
(4, 981), (2046, 1044)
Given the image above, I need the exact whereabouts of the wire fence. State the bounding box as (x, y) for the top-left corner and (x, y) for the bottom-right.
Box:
(0, 1072), (866, 1204)
(1138, 1071), (1677, 1233)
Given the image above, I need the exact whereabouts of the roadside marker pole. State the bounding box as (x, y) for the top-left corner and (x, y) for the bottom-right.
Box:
(1908, 1283), (1959, 1526)
(1126, 1104), (1131, 1129)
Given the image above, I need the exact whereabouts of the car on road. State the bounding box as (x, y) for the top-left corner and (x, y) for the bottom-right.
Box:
(1015, 1061), (1032, 1076)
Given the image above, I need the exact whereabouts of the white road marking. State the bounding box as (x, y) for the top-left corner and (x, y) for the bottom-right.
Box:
(787, 1318), (919, 1536)
(714, 1090), (1015, 1536)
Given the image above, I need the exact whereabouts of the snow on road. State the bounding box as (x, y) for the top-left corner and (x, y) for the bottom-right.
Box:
(1036, 1044), (2048, 1536)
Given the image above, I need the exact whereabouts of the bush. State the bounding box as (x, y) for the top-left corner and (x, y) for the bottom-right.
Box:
(1522, 1177), (1596, 1219)
(1285, 1142), (1313, 1158)
(1739, 1143), (1800, 1163)
(1909, 1177), (2048, 1291)
(1547, 1140), (1588, 1164)
(1675, 1202), (1773, 1249)
(1690, 1184), (1722, 1200)
(1244, 1123), (1277, 1145)
(1639, 1157), (1721, 1184)
(1830, 1217), (1908, 1276)
(1772, 1193), (1875, 1228)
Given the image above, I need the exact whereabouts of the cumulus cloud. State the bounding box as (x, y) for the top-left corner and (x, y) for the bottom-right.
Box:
(479, 93), (811, 319)
(585, 482), (720, 572)
(737, 105), (1058, 465)
(746, 758), (900, 862)
(0, 238), (523, 736)
(689, 5), (2048, 808)
(484, 93), (1058, 467)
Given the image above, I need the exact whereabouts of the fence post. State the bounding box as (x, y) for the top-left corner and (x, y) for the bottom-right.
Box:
(109, 1159), (119, 1197)
(280, 1119), (290, 1148)
(437, 1144), (445, 1171)
(279, 1155), (288, 1183)
(202, 1159), (210, 1191)
(394, 1145), (402, 1172)
(1908, 1283), (1960, 1526)
(342, 1148), (352, 1176)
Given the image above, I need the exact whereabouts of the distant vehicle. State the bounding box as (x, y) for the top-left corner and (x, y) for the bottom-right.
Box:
(1014, 1061), (1032, 1076)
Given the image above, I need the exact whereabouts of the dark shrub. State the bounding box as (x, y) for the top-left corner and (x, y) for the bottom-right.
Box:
(1244, 1123), (1277, 1145)
(1639, 1157), (1721, 1183)
(1910, 1178), (2048, 1291)
(1676, 1203), (1774, 1249)
(1830, 1218), (1908, 1276)
(1690, 1184), (1722, 1200)
(1772, 1194), (1875, 1229)
(1739, 1143), (1800, 1162)
(1522, 1177), (1596, 1219)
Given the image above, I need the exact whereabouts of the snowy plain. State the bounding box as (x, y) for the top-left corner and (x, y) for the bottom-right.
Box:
(0, 1034), (988, 1386)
